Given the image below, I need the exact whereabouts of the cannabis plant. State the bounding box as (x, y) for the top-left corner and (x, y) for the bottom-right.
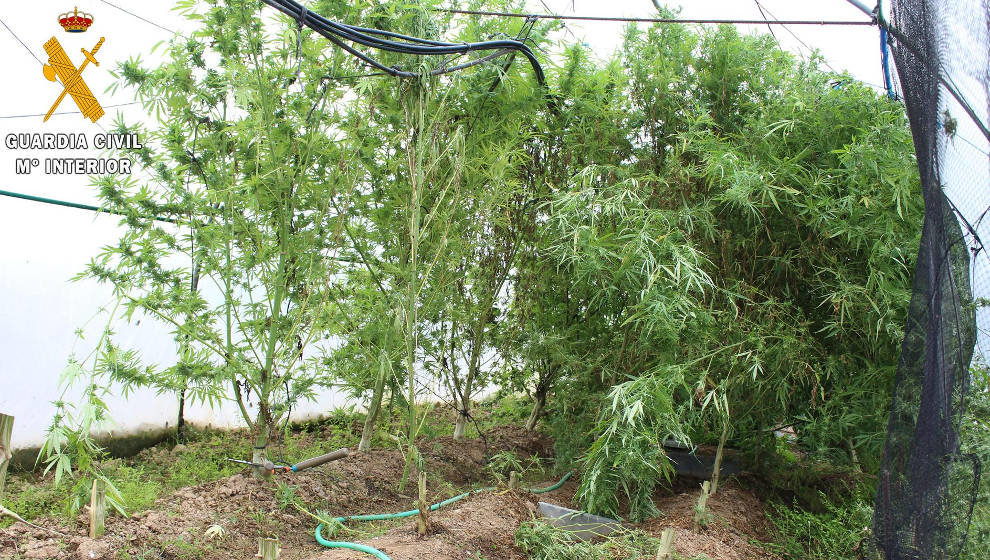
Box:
(86, 0), (362, 474)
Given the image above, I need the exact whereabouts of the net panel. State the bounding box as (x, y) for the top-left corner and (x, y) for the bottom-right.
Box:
(874, 0), (990, 558)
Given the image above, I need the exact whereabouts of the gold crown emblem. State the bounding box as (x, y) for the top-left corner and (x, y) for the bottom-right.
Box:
(59, 7), (94, 33)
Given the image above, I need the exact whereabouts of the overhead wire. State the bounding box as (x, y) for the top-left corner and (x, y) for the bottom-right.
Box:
(752, 0), (840, 74)
(752, 0), (780, 44)
(0, 15), (44, 66)
(97, 0), (184, 37)
(433, 8), (875, 26)
(537, 0), (577, 42)
(0, 102), (143, 119)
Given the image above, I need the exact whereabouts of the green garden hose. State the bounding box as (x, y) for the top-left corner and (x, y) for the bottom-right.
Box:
(311, 535), (392, 560)
(314, 471), (574, 559)
(525, 470), (572, 494)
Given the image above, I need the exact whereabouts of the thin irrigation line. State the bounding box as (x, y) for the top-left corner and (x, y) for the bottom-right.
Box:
(434, 8), (875, 26)
(0, 101), (143, 120)
(97, 0), (184, 37)
(0, 16), (44, 66)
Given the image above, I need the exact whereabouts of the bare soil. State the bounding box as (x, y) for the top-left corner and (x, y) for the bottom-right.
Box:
(638, 480), (780, 560)
(0, 426), (778, 560)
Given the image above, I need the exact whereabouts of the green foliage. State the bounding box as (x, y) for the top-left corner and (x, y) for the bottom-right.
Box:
(275, 482), (299, 511)
(955, 366), (990, 560)
(765, 493), (874, 560)
(108, 465), (164, 514)
(576, 374), (687, 521)
(523, 20), (920, 518)
(89, 0), (365, 456)
(38, 320), (128, 519)
(52, 0), (924, 545)
(515, 520), (661, 560)
(485, 450), (525, 484)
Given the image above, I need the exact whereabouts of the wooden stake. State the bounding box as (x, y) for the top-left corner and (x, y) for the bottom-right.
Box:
(710, 419), (729, 496)
(0, 414), (13, 504)
(693, 481), (711, 532)
(416, 471), (430, 535)
(656, 527), (675, 559)
(508, 471), (520, 490)
(89, 478), (106, 539)
(257, 537), (280, 560)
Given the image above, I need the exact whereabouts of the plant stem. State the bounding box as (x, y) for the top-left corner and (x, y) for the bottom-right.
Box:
(359, 351), (388, 452)
(711, 418), (729, 496)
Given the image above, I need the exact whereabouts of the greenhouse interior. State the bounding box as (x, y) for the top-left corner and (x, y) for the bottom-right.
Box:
(1, 1), (988, 559)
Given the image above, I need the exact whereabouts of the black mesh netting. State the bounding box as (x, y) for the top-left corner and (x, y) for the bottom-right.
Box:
(874, 0), (990, 558)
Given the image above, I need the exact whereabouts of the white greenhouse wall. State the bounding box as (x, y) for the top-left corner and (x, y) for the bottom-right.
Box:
(0, 198), (350, 450)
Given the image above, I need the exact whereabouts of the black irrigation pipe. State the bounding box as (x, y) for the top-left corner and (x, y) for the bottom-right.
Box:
(435, 8), (876, 26)
(259, 0), (546, 85)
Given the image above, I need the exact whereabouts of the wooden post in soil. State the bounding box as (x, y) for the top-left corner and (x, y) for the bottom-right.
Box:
(693, 481), (711, 532)
(710, 419), (729, 496)
(656, 528), (675, 559)
(257, 537), (280, 560)
(0, 414), (13, 504)
(416, 471), (431, 535)
(89, 478), (106, 539)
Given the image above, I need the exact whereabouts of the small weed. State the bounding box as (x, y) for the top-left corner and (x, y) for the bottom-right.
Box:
(486, 450), (525, 484)
(162, 537), (204, 559)
(111, 464), (163, 514)
(275, 482), (299, 510)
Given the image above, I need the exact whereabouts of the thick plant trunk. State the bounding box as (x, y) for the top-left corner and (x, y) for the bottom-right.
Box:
(251, 419), (271, 480)
(526, 367), (554, 431)
(416, 471), (430, 535)
(176, 388), (186, 441)
(359, 357), (388, 452)
(453, 413), (468, 439)
(710, 419), (729, 496)
(453, 316), (487, 440)
(525, 391), (546, 431)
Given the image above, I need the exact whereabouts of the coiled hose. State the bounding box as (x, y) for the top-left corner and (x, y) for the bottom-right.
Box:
(314, 471), (573, 559)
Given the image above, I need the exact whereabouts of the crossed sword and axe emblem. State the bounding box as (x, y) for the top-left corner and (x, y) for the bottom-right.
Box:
(42, 35), (105, 123)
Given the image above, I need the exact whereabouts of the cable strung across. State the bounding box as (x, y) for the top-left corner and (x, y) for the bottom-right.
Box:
(258, 0), (545, 85)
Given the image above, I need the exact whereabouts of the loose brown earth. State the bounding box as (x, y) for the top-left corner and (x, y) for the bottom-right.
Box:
(1, 426), (779, 560)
